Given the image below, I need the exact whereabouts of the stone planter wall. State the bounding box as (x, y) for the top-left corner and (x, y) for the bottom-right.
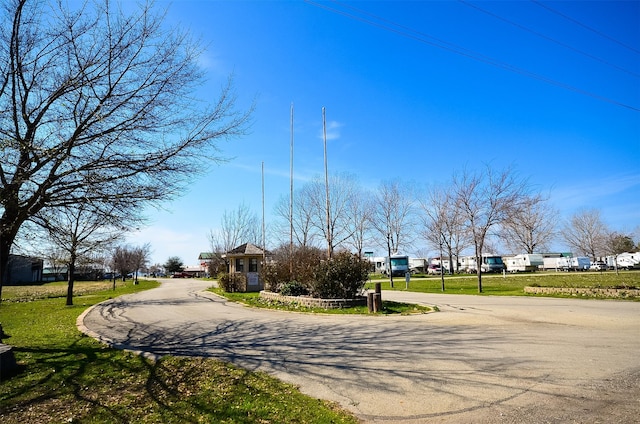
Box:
(524, 286), (640, 298)
(259, 291), (367, 309)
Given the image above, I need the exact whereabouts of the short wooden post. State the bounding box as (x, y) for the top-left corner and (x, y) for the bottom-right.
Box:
(374, 282), (382, 311)
(373, 293), (381, 312)
(367, 292), (374, 313)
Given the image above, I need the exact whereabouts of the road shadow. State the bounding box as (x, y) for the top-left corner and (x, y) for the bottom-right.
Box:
(84, 293), (577, 421)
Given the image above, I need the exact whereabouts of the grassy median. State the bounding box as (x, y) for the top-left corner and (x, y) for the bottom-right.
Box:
(366, 270), (640, 297)
(212, 288), (434, 314)
(0, 281), (359, 424)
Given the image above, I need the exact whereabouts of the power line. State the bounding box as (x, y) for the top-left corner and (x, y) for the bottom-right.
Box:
(531, 0), (640, 56)
(460, 0), (640, 78)
(304, 0), (639, 112)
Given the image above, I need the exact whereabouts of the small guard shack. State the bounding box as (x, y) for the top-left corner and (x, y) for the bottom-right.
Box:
(225, 243), (269, 292)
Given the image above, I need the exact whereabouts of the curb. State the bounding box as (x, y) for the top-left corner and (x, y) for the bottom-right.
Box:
(76, 298), (162, 362)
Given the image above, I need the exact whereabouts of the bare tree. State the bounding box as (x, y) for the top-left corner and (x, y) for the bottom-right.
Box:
(34, 203), (122, 305)
(560, 209), (609, 260)
(273, 183), (321, 280)
(419, 185), (469, 290)
(345, 188), (373, 257)
(452, 166), (529, 293)
(370, 180), (416, 287)
(130, 243), (152, 284)
(306, 174), (361, 257)
(41, 246), (68, 282)
(273, 186), (320, 249)
(501, 194), (558, 254)
(208, 203), (261, 273)
(0, 0), (251, 300)
(111, 245), (135, 283)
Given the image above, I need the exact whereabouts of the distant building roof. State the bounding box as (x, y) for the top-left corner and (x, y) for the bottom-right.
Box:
(226, 243), (269, 256)
(198, 252), (214, 260)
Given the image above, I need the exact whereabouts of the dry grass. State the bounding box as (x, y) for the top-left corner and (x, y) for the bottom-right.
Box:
(3, 280), (123, 302)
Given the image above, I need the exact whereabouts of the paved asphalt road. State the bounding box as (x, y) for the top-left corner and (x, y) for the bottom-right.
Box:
(78, 279), (640, 423)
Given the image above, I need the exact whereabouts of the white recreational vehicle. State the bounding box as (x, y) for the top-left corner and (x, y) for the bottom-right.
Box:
(409, 258), (428, 274)
(606, 252), (640, 270)
(541, 253), (572, 271)
(382, 254), (410, 277)
(367, 256), (386, 274)
(436, 257), (459, 273)
(459, 254), (505, 273)
(555, 256), (590, 271)
(505, 254), (544, 272)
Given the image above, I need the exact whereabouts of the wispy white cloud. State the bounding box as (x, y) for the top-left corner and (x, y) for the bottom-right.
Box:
(196, 48), (228, 76)
(550, 173), (640, 225)
(318, 120), (343, 141)
(551, 173), (639, 205)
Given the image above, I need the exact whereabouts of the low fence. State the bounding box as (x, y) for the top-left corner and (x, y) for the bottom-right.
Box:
(524, 286), (640, 298)
(259, 291), (367, 309)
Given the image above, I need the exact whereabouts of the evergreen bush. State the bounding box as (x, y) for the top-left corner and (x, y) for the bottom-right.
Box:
(218, 272), (246, 292)
(309, 251), (369, 299)
(279, 281), (309, 296)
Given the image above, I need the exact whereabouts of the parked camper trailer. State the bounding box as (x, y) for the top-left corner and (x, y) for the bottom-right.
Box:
(409, 258), (428, 274)
(460, 255), (505, 273)
(541, 253), (572, 271)
(610, 252), (640, 270)
(367, 256), (386, 274)
(505, 254), (544, 272)
(556, 256), (590, 271)
(542, 256), (561, 270)
(383, 254), (410, 277)
(437, 258), (459, 273)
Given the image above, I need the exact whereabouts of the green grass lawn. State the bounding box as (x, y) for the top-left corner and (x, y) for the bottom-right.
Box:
(366, 270), (640, 297)
(0, 280), (359, 424)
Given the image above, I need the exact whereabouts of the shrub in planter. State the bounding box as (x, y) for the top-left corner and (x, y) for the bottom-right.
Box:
(279, 280), (309, 296)
(260, 245), (326, 292)
(309, 251), (370, 299)
(218, 272), (246, 292)
(260, 262), (282, 292)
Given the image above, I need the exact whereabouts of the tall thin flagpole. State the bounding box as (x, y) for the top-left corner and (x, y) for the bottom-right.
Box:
(323, 107), (332, 259)
(289, 103), (294, 274)
(261, 161), (266, 264)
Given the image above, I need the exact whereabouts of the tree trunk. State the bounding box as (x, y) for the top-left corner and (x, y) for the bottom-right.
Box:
(0, 237), (10, 304)
(476, 253), (483, 293)
(66, 260), (76, 306)
(439, 245), (445, 292)
(387, 239), (394, 288)
(0, 217), (21, 304)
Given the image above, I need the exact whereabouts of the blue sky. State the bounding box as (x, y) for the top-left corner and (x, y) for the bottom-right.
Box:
(129, 0), (640, 266)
